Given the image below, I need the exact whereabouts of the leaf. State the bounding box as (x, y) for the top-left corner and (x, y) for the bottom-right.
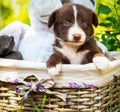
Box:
(115, 22), (120, 30)
(31, 99), (41, 112)
(105, 31), (111, 35)
(99, 22), (112, 27)
(106, 37), (116, 44)
(20, 104), (23, 112)
(30, 95), (46, 112)
(106, 44), (113, 51)
(101, 34), (107, 45)
(41, 95), (47, 111)
(106, 17), (116, 23)
(117, 0), (120, 5)
(98, 4), (111, 15)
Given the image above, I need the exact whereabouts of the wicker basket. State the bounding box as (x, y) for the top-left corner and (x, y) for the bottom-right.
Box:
(0, 52), (120, 112)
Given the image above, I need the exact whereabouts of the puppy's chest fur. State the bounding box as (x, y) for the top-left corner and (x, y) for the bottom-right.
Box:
(54, 42), (89, 64)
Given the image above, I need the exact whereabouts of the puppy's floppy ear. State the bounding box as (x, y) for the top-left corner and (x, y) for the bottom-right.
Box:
(92, 12), (98, 27)
(48, 10), (57, 28)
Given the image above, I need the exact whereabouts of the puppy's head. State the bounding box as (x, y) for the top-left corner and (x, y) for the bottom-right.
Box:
(48, 3), (98, 46)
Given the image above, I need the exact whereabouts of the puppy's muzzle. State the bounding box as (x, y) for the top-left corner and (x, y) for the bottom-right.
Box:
(73, 34), (81, 42)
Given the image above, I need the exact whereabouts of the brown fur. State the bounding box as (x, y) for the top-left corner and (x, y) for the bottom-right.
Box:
(47, 3), (104, 69)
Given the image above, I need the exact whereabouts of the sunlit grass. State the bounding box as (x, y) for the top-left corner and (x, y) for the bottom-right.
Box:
(20, 95), (47, 112)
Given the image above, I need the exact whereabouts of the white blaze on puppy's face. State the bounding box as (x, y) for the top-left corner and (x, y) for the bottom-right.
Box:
(68, 5), (86, 45)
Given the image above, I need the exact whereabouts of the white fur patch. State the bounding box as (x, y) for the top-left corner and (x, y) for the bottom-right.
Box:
(55, 42), (89, 64)
(47, 63), (62, 75)
(93, 56), (109, 70)
(68, 5), (86, 43)
(70, 0), (96, 11)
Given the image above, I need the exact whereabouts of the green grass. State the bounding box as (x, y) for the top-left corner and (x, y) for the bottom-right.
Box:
(118, 103), (120, 112)
(20, 95), (47, 112)
(31, 95), (47, 112)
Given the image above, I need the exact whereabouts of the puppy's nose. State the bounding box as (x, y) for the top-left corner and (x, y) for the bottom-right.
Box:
(73, 34), (81, 41)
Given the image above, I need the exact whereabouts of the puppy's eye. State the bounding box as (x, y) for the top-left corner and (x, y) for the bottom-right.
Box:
(82, 22), (88, 27)
(63, 20), (71, 26)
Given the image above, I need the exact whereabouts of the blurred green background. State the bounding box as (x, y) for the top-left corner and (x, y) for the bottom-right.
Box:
(0, 0), (30, 28)
(0, 0), (120, 51)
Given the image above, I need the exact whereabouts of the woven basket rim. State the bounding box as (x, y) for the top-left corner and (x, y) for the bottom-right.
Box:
(0, 51), (120, 88)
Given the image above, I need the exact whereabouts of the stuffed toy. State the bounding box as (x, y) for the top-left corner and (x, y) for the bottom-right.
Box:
(0, 35), (23, 60)
(0, 0), (107, 62)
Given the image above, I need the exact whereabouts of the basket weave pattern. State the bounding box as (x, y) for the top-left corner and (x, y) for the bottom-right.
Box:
(0, 75), (120, 112)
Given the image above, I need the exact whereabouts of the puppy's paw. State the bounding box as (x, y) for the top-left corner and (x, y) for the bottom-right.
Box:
(47, 63), (62, 76)
(46, 53), (62, 76)
(93, 54), (109, 70)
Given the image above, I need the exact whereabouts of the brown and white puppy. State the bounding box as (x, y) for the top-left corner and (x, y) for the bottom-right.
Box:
(46, 3), (109, 75)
